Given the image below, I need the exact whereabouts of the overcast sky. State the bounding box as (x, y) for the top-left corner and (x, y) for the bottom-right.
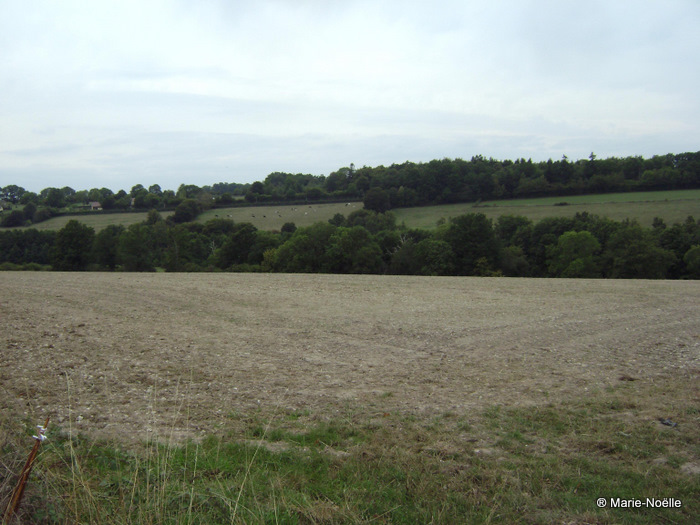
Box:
(2, 0), (699, 193)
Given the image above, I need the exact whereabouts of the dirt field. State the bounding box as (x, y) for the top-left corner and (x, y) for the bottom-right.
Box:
(1, 272), (698, 443)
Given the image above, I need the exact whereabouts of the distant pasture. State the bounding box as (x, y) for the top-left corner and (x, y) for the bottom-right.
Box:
(393, 189), (700, 229)
(12, 210), (174, 232)
(6, 189), (699, 232)
(196, 201), (362, 230)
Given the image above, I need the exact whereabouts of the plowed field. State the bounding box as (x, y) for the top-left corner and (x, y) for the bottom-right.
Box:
(1, 272), (698, 443)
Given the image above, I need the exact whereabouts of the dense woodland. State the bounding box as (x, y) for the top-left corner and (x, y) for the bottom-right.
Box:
(2, 151), (700, 279)
(2, 152), (700, 226)
(1, 208), (699, 279)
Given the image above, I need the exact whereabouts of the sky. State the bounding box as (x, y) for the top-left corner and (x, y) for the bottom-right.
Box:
(2, 0), (700, 194)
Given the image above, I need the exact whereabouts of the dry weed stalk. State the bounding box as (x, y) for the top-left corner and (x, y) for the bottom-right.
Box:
(2, 416), (50, 524)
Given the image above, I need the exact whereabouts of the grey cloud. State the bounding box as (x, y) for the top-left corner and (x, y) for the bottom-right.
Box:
(2, 0), (699, 192)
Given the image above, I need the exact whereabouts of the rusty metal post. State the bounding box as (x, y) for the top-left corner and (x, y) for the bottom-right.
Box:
(2, 416), (50, 524)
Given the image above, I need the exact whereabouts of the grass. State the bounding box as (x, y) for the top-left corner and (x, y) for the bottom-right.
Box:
(2, 378), (697, 524)
(13, 211), (174, 233)
(393, 189), (700, 229)
(195, 202), (362, 231)
(7, 189), (700, 232)
(477, 188), (700, 206)
(10, 203), (357, 233)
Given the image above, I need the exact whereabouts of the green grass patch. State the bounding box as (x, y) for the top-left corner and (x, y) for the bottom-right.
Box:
(11, 189), (699, 233)
(10, 203), (362, 232)
(394, 189), (700, 229)
(2, 381), (697, 524)
(14, 211), (174, 232)
(196, 202), (362, 231)
(480, 188), (700, 206)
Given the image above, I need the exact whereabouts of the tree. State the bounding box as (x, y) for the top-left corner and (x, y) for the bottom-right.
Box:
(328, 213), (346, 227)
(32, 208), (53, 224)
(304, 187), (324, 201)
(44, 188), (66, 208)
(20, 192), (39, 205)
(604, 222), (676, 278)
(346, 209), (396, 233)
(145, 209), (164, 225)
(413, 238), (456, 275)
(500, 245), (530, 277)
(325, 226), (383, 274)
(546, 230), (601, 277)
(60, 186), (76, 203)
(495, 215), (533, 250)
(217, 193), (234, 205)
(267, 222), (337, 273)
(212, 223), (258, 269)
(246, 182), (265, 202)
(656, 216), (700, 278)
(114, 190), (131, 209)
(389, 238), (420, 275)
(683, 245), (700, 278)
(1, 210), (25, 227)
(162, 190), (179, 207)
(171, 199), (201, 223)
(88, 187), (113, 202)
(245, 182), (266, 203)
(164, 224), (209, 271)
(326, 168), (350, 192)
(0, 229), (55, 265)
(438, 213), (499, 275)
(52, 220), (95, 270)
(583, 152), (597, 179)
(526, 217), (577, 276)
(247, 230), (280, 266)
(281, 222), (297, 234)
(101, 195), (116, 210)
(117, 224), (154, 271)
(72, 189), (87, 204)
(202, 218), (236, 237)
(134, 192), (161, 209)
(22, 202), (37, 222)
(1, 185), (26, 203)
(92, 225), (125, 270)
(363, 188), (390, 213)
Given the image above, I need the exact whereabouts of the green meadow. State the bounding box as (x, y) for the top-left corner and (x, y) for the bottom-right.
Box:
(8, 189), (700, 232)
(195, 201), (362, 230)
(392, 189), (700, 230)
(3, 382), (697, 524)
(13, 210), (174, 233)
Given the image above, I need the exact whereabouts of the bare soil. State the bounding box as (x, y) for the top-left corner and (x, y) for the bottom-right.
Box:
(1, 272), (698, 443)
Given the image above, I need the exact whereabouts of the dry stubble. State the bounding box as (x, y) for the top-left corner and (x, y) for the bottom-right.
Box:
(1, 272), (698, 444)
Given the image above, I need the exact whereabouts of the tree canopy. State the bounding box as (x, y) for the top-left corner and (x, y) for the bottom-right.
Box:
(4, 208), (698, 279)
(3, 152), (700, 224)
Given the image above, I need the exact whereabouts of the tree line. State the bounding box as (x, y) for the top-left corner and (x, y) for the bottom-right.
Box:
(0, 183), (247, 228)
(222, 151), (700, 210)
(3, 151), (700, 228)
(2, 208), (699, 279)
